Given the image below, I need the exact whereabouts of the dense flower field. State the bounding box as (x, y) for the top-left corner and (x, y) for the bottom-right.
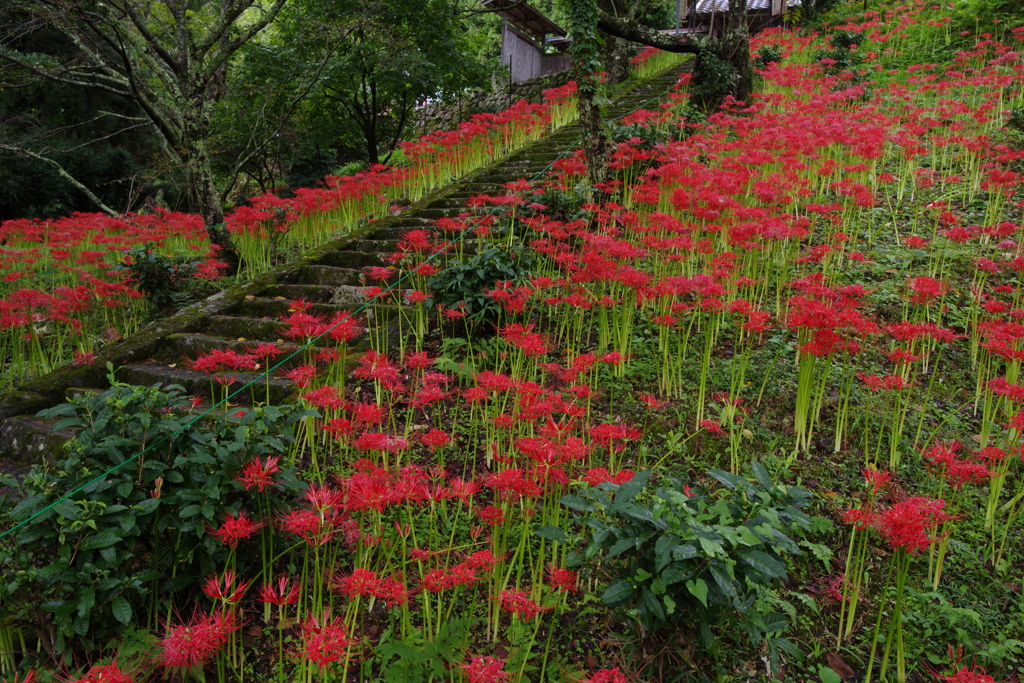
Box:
(0, 82), (579, 390)
(2, 2), (1024, 683)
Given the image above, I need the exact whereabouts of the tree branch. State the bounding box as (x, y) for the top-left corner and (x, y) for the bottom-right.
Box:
(596, 11), (703, 53)
(0, 142), (117, 215)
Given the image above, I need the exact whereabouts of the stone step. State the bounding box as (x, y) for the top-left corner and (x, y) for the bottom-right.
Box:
(117, 363), (296, 404)
(206, 315), (286, 342)
(0, 416), (74, 464)
(154, 333), (313, 369)
(313, 250), (388, 269)
(286, 265), (363, 287)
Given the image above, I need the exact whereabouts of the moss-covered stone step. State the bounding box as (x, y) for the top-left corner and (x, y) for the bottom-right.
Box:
(116, 363), (296, 404)
(153, 333), (314, 369)
(0, 416), (75, 464)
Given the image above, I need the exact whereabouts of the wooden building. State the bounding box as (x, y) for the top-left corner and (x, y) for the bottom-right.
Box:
(679, 0), (801, 38)
(483, 0), (572, 84)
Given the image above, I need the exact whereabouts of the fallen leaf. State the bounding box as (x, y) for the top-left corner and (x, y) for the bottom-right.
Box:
(245, 294), (255, 300)
(246, 625), (262, 638)
(274, 296), (287, 300)
(236, 337), (246, 342)
(168, 363), (176, 368)
(826, 652), (856, 679)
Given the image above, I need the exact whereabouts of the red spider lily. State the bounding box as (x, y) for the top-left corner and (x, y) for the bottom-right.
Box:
(234, 455), (281, 492)
(933, 666), (1005, 683)
(331, 568), (380, 598)
(498, 588), (543, 621)
(372, 577), (410, 607)
(577, 669), (629, 683)
(458, 655), (509, 683)
(476, 504), (505, 526)
(327, 310), (364, 343)
(281, 364), (318, 388)
(420, 428), (452, 451)
(464, 550), (500, 573)
(862, 467), (892, 496)
(352, 350), (402, 384)
(582, 468), (635, 487)
(208, 511), (265, 548)
(158, 611), (238, 671)
(547, 566), (578, 593)
(448, 477), (481, 503)
(637, 393), (667, 409)
(302, 386), (345, 410)
(875, 497), (952, 555)
(302, 483), (345, 513)
(922, 442), (991, 489)
(258, 576), (301, 606)
(297, 610), (358, 669)
(202, 570), (252, 604)
(70, 662), (133, 683)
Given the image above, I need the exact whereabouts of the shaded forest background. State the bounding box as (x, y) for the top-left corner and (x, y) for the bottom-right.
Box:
(0, 0), (1016, 221)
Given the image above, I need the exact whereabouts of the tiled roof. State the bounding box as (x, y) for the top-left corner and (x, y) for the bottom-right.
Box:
(694, 0), (800, 12)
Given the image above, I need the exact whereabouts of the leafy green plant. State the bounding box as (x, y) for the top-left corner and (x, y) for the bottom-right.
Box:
(752, 45), (783, 71)
(1007, 108), (1024, 135)
(690, 51), (735, 113)
(113, 243), (199, 309)
(427, 245), (534, 325)
(546, 465), (813, 671)
(0, 367), (311, 662)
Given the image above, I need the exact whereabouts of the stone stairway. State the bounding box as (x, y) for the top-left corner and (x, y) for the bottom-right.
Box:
(0, 60), (691, 465)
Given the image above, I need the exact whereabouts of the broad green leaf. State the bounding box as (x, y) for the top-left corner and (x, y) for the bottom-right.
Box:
(738, 548), (787, 580)
(535, 525), (569, 544)
(601, 580), (636, 606)
(81, 530), (122, 551)
(559, 495), (595, 512)
(685, 578), (708, 608)
(612, 470), (652, 509)
(818, 667), (842, 683)
(655, 534), (679, 572)
(607, 538), (637, 559)
(751, 461), (773, 490)
(111, 596), (132, 625)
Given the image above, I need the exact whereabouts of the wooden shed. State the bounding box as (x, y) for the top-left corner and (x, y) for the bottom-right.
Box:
(483, 0), (572, 84)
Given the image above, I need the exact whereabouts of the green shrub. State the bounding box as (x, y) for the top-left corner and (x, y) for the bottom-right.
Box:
(546, 465), (812, 672)
(113, 243), (199, 309)
(0, 367), (311, 662)
(427, 245), (534, 326)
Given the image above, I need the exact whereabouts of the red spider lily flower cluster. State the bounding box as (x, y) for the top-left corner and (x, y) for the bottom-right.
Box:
(158, 611), (240, 671)
(844, 497), (952, 555)
(70, 662), (134, 683)
(297, 610), (358, 669)
(457, 655), (509, 683)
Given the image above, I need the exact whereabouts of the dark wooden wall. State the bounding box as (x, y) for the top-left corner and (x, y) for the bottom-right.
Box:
(501, 24), (571, 84)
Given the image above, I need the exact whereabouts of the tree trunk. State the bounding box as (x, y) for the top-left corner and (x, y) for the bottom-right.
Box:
(724, 0), (753, 104)
(577, 76), (611, 190)
(601, 32), (631, 85)
(181, 91), (241, 275)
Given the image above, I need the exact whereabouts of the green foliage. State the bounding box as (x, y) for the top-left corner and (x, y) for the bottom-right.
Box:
(0, 368), (311, 660)
(427, 245), (534, 325)
(690, 50), (735, 113)
(606, 120), (665, 150)
(752, 45), (783, 71)
(113, 244), (199, 309)
(1008, 108), (1024, 135)
(370, 617), (473, 682)
(553, 465), (814, 671)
